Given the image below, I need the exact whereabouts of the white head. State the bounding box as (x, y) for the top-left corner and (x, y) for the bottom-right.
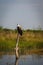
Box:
(17, 24), (21, 27)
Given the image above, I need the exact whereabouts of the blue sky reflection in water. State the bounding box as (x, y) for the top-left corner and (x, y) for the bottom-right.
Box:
(0, 55), (43, 65)
(0, 0), (43, 30)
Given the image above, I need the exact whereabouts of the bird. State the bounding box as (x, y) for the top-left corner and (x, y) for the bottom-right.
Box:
(17, 24), (22, 36)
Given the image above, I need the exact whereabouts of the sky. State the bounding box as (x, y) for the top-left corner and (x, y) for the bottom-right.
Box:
(0, 0), (43, 30)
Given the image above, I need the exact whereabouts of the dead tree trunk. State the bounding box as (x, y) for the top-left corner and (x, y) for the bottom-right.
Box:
(15, 33), (20, 65)
(16, 33), (19, 59)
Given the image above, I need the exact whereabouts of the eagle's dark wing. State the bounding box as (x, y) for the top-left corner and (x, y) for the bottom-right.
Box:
(17, 27), (22, 36)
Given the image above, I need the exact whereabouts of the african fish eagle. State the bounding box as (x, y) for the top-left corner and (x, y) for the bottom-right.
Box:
(17, 24), (22, 36)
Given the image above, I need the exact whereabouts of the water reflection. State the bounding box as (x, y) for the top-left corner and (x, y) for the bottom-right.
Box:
(0, 54), (43, 65)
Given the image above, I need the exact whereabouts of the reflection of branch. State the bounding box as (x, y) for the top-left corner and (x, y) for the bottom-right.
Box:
(15, 58), (19, 65)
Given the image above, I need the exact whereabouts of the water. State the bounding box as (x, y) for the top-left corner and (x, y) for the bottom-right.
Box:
(0, 54), (43, 65)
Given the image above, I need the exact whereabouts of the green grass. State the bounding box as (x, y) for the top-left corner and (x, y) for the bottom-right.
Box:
(19, 41), (43, 49)
(0, 40), (16, 51)
(0, 39), (43, 52)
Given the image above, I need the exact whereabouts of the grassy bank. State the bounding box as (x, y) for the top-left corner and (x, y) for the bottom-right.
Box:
(0, 28), (43, 52)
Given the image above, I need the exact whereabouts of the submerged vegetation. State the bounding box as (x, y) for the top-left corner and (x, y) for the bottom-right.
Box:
(0, 27), (43, 54)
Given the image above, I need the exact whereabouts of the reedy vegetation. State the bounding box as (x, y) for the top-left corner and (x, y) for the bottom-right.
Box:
(0, 27), (43, 52)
